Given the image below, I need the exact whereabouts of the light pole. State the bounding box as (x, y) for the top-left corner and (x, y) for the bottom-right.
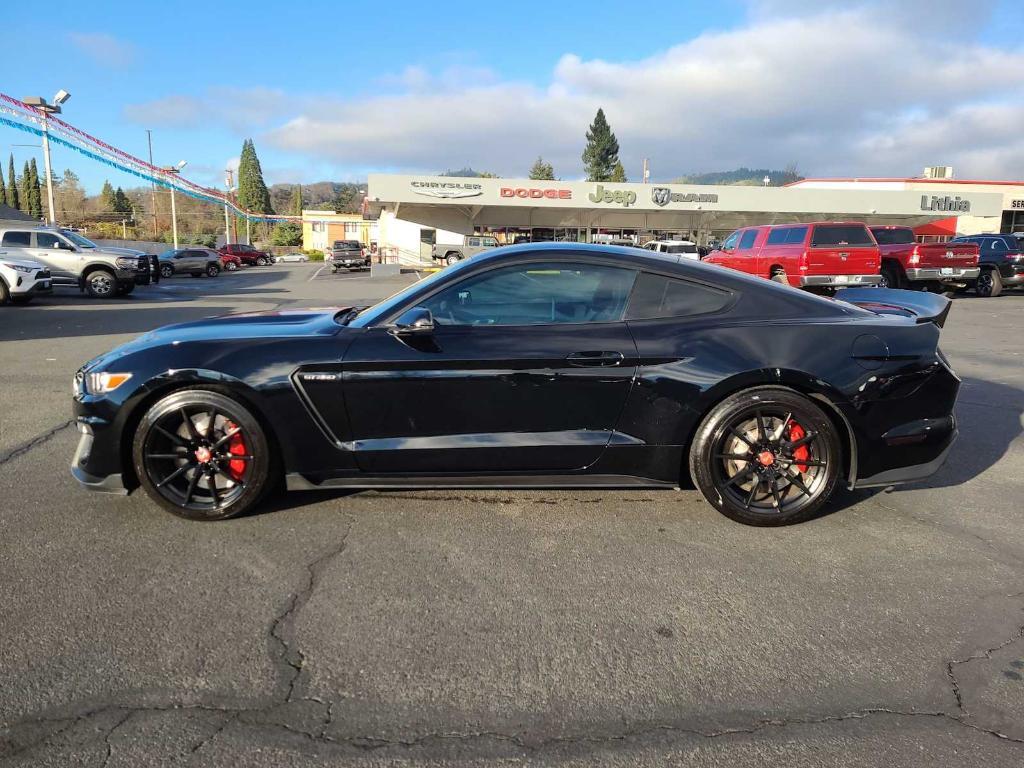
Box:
(22, 89), (70, 225)
(161, 161), (187, 249)
(224, 169), (235, 246)
(763, 175), (771, 187)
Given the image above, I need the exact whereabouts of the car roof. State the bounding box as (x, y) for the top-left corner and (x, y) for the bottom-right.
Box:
(648, 239), (695, 244)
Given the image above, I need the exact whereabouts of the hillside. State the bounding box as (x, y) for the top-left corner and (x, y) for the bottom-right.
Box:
(673, 167), (803, 186)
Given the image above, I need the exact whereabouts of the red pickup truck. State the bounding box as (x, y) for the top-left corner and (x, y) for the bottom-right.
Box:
(704, 222), (881, 290)
(218, 243), (273, 266)
(869, 226), (979, 290)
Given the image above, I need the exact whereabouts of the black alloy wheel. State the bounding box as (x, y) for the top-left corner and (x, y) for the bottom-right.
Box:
(160, 264), (174, 278)
(878, 264), (901, 289)
(132, 389), (274, 520)
(975, 268), (1002, 298)
(689, 387), (841, 526)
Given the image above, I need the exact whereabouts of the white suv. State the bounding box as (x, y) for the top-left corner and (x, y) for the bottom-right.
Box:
(0, 251), (53, 305)
(642, 239), (701, 261)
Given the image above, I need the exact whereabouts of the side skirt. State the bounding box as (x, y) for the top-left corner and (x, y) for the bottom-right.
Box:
(286, 473), (678, 492)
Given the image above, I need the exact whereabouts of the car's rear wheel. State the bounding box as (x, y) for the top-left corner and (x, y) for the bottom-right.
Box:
(769, 268), (788, 285)
(225, 261), (238, 271)
(132, 389), (274, 521)
(445, 253), (461, 266)
(160, 264), (174, 278)
(878, 263), (902, 289)
(689, 387), (841, 526)
(207, 263), (221, 277)
(85, 269), (117, 298)
(975, 268), (1002, 298)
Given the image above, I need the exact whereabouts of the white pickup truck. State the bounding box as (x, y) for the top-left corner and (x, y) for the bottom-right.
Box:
(431, 235), (499, 266)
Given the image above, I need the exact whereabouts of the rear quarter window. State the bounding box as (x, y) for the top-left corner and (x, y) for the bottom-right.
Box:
(811, 224), (873, 247)
(1, 231), (31, 247)
(625, 273), (732, 320)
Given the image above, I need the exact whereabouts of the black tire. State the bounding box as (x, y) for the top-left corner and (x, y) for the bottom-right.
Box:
(160, 264), (174, 278)
(116, 282), (135, 296)
(0, 281), (9, 305)
(206, 263), (221, 277)
(256, 256), (268, 266)
(770, 270), (788, 285)
(132, 389), (275, 521)
(225, 261), (238, 271)
(445, 253), (461, 266)
(975, 268), (1003, 298)
(10, 294), (32, 304)
(879, 263), (902, 289)
(85, 269), (117, 299)
(689, 387), (842, 526)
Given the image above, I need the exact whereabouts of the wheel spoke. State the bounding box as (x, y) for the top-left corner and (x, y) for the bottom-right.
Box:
(778, 457), (826, 469)
(770, 480), (783, 510)
(714, 453), (751, 461)
(147, 452), (187, 460)
(211, 427), (242, 451)
(183, 470), (200, 505)
(218, 453), (253, 461)
(208, 471), (222, 509)
(755, 410), (768, 442)
(156, 463), (190, 488)
(727, 426), (754, 447)
(786, 431), (817, 451)
(744, 479), (760, 510)
(783, 470), (814, 498)
(205, 408), (219, 439)
(774, 413), (792, 443)
(180, 408), (201, 441)
(723, 464), (756, 489)
(215, 467), (245, 489)
(153, 424), (186, 446)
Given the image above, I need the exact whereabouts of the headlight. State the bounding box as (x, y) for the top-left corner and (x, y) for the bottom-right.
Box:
(85, 372), (133, 394)
(115, 257), (138, 269)
(3, 263), (35, 273)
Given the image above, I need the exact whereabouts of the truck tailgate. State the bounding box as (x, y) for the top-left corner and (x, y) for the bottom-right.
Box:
(806, 245), (879, 277)
(914, 243), (978, 268)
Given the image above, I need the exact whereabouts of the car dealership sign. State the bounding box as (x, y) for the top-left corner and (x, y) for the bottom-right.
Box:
(920, 194), (971, 213)
(500, 187), (572, 200)
(651, 187), (719, 206)
(411, 180), (483, 199)
(588, 184), (637, 207)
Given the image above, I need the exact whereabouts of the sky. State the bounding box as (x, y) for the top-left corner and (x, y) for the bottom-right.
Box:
(2, 0), (1023, 194)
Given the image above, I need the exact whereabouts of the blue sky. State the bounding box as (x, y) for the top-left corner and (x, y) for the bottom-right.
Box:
(3, 0), (1023, 193)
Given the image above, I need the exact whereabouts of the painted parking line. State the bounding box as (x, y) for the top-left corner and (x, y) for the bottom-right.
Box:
(308, 265), (325, 281)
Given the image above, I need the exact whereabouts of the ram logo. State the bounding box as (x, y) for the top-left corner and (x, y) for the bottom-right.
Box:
(651, 187), (671, 207)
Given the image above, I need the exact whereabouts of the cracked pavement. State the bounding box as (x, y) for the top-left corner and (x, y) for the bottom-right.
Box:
(2, 266), (1024, 766)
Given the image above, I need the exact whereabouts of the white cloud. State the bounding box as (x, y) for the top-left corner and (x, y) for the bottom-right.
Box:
(122, 0), (1024, 180)
(67, 32), (137, 67)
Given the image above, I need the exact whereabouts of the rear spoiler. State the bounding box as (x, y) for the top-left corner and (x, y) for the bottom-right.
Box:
(834, 288), (952, 328)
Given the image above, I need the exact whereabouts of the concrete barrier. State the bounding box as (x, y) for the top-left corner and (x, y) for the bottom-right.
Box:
(371, 263), (403, 278)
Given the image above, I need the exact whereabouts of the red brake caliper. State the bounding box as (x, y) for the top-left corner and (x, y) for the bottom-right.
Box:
(224, 420), (248, 481)
(788, 422), (809, 474)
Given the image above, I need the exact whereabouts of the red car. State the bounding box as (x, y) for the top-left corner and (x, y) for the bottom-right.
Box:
(704, 222), (881, 289)
(218, 250), (242, 271)
(218, 243), (273, 266)
(869, 226), (979, 290)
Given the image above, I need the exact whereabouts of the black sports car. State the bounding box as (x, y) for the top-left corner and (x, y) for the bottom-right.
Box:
(72, 243), (960, 526)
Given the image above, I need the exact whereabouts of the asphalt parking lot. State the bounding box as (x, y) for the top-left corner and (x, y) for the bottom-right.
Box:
(2, 264), (1023, 766)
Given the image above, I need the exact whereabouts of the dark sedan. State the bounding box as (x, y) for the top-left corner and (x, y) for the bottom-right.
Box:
(71, 243), (960, 525)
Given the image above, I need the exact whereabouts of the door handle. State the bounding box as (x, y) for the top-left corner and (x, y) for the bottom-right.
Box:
(565, 351), (624, 367)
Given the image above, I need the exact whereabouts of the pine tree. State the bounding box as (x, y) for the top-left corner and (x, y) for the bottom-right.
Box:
(236, 139), (272, 214)
(609, 161), (627, 183)
(528, 157), (555, 180)
(28, 159), (42, 218)
(20, 161), (32, 213)
(113, 187), (132, 216)
(7, 155), (19, 211)
(581, 108), (620, 182)
(101, 180), (117, 211)
(0, 164), (6, 209)
(289, 184), (303, 216)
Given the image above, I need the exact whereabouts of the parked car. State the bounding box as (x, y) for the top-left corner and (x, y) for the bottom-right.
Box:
(71, 242), (960, 526)
(642, 239), (701, 260)
(431, 235), (499, 266)
(0, 253), (52, 305)
(704, 222), (881, 290)
(157, 248), (223, 278)
(274, 252), (309, 263)
(218, 243), (273, 266)
(0, 225), (152, 297)
(869, 226), (979, 291)
(949, 234), (1024, 297)
(327, 240), (369, 272)
(57, 230), (162, 285)
(219, 250), (242, 271)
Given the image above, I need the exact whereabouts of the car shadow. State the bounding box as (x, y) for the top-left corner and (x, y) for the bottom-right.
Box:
(0, 305), (241, 342)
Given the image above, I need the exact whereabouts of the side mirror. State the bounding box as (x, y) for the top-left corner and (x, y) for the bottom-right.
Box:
(391, 306), (434, 336)
(58, 241), (75, 251)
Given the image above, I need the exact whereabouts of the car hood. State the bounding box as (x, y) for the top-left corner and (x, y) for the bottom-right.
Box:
(89, 245), (148, 257)
(1, 255), (46, 270)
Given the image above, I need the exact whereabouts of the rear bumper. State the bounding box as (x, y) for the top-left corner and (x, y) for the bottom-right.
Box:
(800, 274), (880, 287)
(854, 426), (957, 489)
(905, 267), (979, 282)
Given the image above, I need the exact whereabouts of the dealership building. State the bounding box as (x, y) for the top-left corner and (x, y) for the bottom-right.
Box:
(361, 173), (1014, 262)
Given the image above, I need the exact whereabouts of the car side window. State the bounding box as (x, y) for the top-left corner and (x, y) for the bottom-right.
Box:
(766, 228), (789, 246)
(35, 232), (62, 249)
(738, 230), (758, 251)
(786, 226), (808, 244)
(991, 239), (1007, 252)
(420, 262), (638, 327)
(625, 273), (732, 320)
(1, 231), (31, 247)
(721, 231), (740, 251)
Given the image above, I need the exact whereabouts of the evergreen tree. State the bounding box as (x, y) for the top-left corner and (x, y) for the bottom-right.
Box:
(113, 187), (132, 216)
(20, 161), (32, 213)
(289, 184), (303, 216)
(0, 164), (5, 209)
(101, 180), (117, 211)
(581, 108), (620, 182)
(236, 139), (273, 214)
(27, 159), (42, 218)
(528, 157), (555, 180)
(609, 161), (627, 183)
(7, 155), (19, 211)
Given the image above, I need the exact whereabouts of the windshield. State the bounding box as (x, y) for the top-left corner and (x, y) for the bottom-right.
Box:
(665, 244), (698, 254)
(61, 230), (97, 248)
(811, 224), (873, 247)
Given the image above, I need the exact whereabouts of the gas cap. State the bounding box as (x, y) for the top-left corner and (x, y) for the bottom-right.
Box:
(851, 334), (889, 370)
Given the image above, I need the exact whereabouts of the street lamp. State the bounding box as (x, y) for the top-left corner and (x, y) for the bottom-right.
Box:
(22, 89), (70, 225)
(224, 169), (236, 246)
(160, 160), (187, 249)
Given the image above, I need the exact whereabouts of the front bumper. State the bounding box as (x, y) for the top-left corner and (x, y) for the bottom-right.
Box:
(800, 274), (881, 287)
(905, 266), (980, 282)
(12, 277), (52, 296)
(71, 421), (129, 494)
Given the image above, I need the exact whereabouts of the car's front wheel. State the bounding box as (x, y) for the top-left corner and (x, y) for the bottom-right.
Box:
(225, 261), (238, 271)
(132, 389), (275, 521)
(689, 387), (841, 526)
(85, 269), (117, 298)
(256, 256), (268, 266)
(445, 253), (461, 266)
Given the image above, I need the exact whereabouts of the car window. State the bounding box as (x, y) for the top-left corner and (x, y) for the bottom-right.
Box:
(1, 231), (31, 247)
(811, 224), (873, 247)
(664, 244), (698, 254)
(738, 230), (758, 251)
(481, 237), (498, 247)
(766, 228), (790, 246)
(467, 237), (479, 247)
(625, 273), (732, 320)
(870, 228), (914, 245)
(786, 226), (808, 244)
(721, 231), (740, 251)
(421, 262), (638, 326)
(991, 239), (1007, 252)
(35, 232), (63, 249)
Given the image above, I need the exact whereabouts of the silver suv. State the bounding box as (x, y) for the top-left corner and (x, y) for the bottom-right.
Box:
(0, 225), (151, 298)
(156, 248), (223, 278)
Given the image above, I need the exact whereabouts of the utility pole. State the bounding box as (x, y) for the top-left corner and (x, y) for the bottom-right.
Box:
(147, 130), (158, 236)
(121, 219), (127, 239)
(22, 90), (70, 225)
(161, 161), (187, 249)
(224, 169), (234, 245)
(642, 158), (650, 184)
